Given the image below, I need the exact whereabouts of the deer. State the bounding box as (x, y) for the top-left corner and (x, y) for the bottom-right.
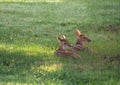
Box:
(54, 29), (92, 58)
(54, 35), (80, 58)
(72, 29), (91, 51)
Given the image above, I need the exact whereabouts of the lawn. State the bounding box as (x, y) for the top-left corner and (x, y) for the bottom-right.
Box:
(0, 0), (120, 85)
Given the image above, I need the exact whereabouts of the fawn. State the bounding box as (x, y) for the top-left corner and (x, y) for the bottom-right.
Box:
(72, 29), (91, 51)
(54, 35), (80, 58)
(54, 30), (91, 58)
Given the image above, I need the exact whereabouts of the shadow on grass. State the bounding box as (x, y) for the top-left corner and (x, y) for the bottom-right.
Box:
(0, 48), (119, 85)
(0, 39), (119, 85)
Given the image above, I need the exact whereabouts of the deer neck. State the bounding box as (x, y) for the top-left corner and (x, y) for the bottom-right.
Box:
(58, 45), (65, 50)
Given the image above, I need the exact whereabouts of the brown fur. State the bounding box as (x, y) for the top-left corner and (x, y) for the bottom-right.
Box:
(72, 29), (91, 51)
(54, 35), (80, 58)
(54, 29), (91, 58)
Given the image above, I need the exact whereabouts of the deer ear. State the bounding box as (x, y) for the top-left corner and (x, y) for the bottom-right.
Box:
(62, 35), (66, 39)
(56, 37), (61, 41)
(76, 29), (81, 36)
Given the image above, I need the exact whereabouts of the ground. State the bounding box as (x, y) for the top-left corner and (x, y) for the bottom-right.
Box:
(0, 0), (120, 85)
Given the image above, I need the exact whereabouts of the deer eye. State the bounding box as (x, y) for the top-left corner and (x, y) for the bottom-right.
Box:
(83, 37), (86, 39)
(63, 42), (67, 44)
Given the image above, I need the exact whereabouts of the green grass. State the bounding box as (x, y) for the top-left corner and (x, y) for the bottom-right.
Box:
(0, 0), (120, 85)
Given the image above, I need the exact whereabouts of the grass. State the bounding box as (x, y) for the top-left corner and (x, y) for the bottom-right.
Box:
(0, 0), (120, 85)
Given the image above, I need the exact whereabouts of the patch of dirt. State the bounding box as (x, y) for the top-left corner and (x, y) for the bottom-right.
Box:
(103, 55), (120, 66)
(104, 24), (120, 33)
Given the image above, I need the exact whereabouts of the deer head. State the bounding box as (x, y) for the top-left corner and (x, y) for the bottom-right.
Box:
(76, 29), (91, 45)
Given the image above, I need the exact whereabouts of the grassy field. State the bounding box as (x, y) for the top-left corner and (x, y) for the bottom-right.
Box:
(0, 0), (120, 85)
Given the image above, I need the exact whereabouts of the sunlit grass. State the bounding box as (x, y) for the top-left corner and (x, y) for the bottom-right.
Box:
(0, 44), (54, 56)
(37, 63), (62, 72)
(0, 0), (63, 2)
(0, 82), (34, 85)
